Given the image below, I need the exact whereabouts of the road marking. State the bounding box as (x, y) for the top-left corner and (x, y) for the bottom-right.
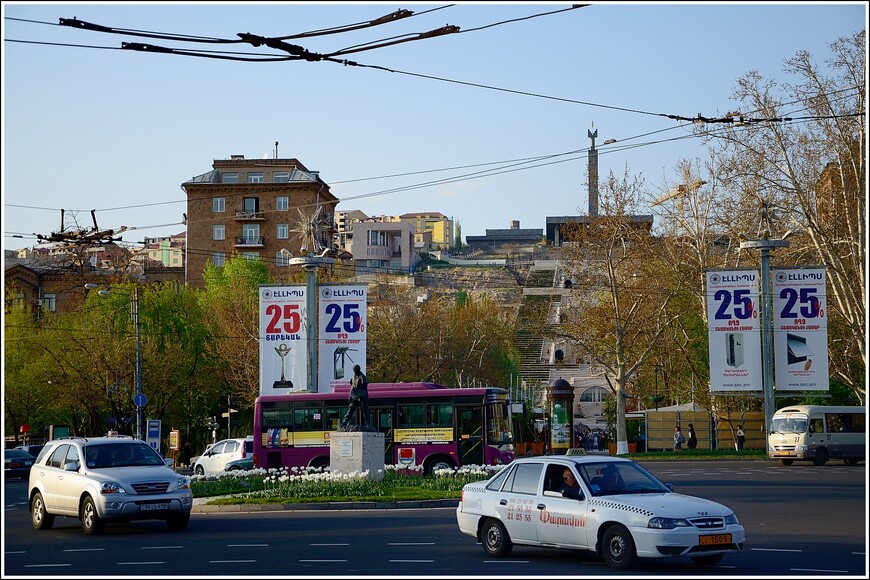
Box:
(209, 560), (257, 563)
(141, 546), (184, 550)
(227, 544), (268, 547)
(388, 542), (435, 545)
(63, 548), (105, 552)
(117, 562), (166, 565)
(299, 559), (347, 563)
(311, 543), (349, 546)
(751, 548), (802, 552)
(791, 569), (849, 574)
(24, 564), (73, 568)
(389, 560), (434, 563)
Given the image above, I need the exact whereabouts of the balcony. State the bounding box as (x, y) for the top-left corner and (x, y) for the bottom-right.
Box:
(235, 209), (265, 220)
(234, 236), (265, 247)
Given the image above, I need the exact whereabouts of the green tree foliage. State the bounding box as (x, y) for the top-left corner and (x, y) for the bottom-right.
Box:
(366, 282), (516, 387)
(200, 254), (272, 409)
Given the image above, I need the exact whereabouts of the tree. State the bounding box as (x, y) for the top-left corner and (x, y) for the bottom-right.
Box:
(200, 254), (271, 409)
(455, 221), (463, 250)
(701, 30), (865, 402)
(558, 168), (690, 454)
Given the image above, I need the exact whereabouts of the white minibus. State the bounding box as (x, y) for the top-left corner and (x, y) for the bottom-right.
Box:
(768, 405), (865, 465)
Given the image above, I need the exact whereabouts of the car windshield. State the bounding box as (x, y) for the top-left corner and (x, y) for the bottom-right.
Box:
(85, 443), (164, 468)
(577, 462), (671, 496)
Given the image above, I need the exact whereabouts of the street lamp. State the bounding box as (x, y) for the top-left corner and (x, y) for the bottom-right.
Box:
(85, 284), (144, 440)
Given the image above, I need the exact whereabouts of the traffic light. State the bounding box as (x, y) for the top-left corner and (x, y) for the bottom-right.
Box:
(207, 416), (218, 429)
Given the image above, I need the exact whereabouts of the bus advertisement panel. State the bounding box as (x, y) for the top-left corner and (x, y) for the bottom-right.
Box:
(254, 382), (515, 474)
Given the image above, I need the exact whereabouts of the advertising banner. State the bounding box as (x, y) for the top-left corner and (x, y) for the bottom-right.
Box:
(259, 284), (308, 395)
(318, 284), (367, 392)
(705, 269), (762, 392)
(772, 267), (829, 391)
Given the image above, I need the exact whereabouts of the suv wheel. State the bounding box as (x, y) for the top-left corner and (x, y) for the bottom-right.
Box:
(31, 492), (55, 530)
(81, 496), (105, 535)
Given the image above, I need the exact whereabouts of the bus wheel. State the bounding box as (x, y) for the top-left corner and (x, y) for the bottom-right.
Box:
(812, 448), (828, 466)
(780, 459), (794, 466)
(424, 457), (454, 476)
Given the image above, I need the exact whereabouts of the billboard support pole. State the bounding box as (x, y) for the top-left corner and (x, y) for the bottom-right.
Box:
(739, 234), (790, 431)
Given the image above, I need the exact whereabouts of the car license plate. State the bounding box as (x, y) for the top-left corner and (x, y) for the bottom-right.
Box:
(699, 534), (731, 546)
(140, 503), (168, 511)
(777, 451), (790, 456)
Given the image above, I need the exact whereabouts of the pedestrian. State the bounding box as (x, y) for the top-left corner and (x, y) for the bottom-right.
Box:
(182, 441), (191, 467)
(687, 423), (698, 450)
(736, 425), (746, 451)
(340, 365), (369, 429)
(673, 425), (685, 452)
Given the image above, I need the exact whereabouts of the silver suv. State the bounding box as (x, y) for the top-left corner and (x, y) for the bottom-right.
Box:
(28, 436), (192, 535)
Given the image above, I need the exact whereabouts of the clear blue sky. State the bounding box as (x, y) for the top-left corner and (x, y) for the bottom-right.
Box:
(2, 2), (866, 250)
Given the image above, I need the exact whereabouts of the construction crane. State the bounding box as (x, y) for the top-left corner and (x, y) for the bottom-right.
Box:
(651, 180), (707, 207)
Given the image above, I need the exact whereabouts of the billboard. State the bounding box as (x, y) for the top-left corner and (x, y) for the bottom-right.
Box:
(318, 284), (367, 392)
(259, 285), (308, 395)
(772, 267), (829, 391)
(705, 269), (762, 391)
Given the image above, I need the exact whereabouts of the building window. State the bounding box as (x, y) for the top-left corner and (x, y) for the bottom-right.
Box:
(276, 196), (289, 211)
(242, 224), (260, 243)
(276, 224), (288, 239)
(212, 197), (225, 212)
(242, 252), (260, 261)
(42, 294), (57, 312)
(274, 172), (290, 183)
(276, 250), (289, 267)
(213, 224), (225, 241)
(248, 172), (264, 183)
(212, 252), (225, 267)
(368, 230), (386, 246)
(221, 173), (238, 184)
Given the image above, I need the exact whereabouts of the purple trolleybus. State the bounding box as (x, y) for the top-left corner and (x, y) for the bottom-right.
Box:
(253, 382), (515, 474)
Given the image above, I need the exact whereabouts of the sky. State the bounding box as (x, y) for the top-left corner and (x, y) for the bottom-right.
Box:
(2, 1), (867, 252)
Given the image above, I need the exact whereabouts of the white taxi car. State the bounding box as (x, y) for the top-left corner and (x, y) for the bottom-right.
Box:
(456, 454), (745, 570)
(28, 436), (192, 535)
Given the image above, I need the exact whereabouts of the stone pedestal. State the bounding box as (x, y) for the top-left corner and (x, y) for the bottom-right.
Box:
(330, 430), (385, 481)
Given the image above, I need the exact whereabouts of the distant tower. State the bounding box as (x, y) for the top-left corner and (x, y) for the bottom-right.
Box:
(588, 125), (599, 218)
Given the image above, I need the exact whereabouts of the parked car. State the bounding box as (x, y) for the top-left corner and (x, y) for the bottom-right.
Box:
(223, 457), (254, 471)
(193, 436), (253, 475)
(188, 442), (215, 470)
(456, 455), (745, 570)
(5, 449), (36, 479)
(28, 436), (192, 535)
(15, 444), (46, 459)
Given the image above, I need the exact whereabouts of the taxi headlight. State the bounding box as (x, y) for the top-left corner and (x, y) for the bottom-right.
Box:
(724, 512), (740, 525)
(648, 517), (691, 529)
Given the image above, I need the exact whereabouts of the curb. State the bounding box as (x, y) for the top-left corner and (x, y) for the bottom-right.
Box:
(192, 498), (459, 513)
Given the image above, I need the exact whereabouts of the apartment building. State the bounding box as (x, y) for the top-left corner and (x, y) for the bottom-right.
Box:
(398, 212), (454, 250)
(181, 155), (338, 288)
(350, 216), (421, 274)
